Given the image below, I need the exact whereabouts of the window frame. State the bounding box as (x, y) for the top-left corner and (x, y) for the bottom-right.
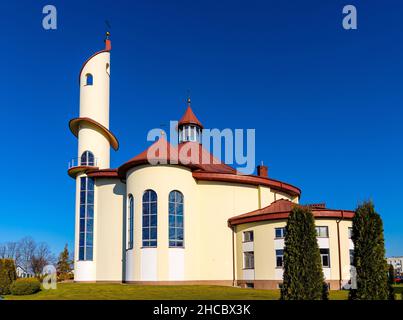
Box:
(168, 190), (184, 248)
(85, 73), (93, 86)
(243, 251), (254, 270)
(320, 248), (331, 267)
(80, 150), (95, 166)
(142, 189), (158, 248)
(348, 227), (353, 239)
(316, 226), (329, 238)
(78, 177), (94, 261)
(349, 249), (354, 266)
(275, 227), (286, 239)
(243, 231), (254, 243)
(127, 194), (134, 250)
(275, 249), (284, 268)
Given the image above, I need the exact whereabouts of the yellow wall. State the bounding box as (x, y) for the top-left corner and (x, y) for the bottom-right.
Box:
(235, 218), (353, 283)
(95, 179), (125, 281)
(124, 164), (296, 282)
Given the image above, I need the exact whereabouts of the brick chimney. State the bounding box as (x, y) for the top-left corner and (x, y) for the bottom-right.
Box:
(257, 164), (268, 177)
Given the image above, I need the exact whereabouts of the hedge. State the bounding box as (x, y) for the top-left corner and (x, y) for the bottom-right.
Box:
(0, 259), (17, 295)
(10, 278), (41, 295)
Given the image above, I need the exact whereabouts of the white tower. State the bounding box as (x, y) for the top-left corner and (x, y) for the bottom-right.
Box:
(68, 33), (119, 281)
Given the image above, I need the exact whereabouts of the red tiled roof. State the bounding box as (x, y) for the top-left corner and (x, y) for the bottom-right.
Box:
(178, 105), (203, 128)
(228, 199), (354, 226)
(114, 137), (301, 197)
(118, 136), (236, 176)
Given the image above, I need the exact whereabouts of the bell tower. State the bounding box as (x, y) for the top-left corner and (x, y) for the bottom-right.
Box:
(68, 33), (119, 281)
(178, 98), (203, 144)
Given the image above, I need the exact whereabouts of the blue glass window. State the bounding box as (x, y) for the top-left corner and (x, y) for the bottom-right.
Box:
(168, 191), (184, 247)
(127, 195), (134, 249)
(85, 73), (93, 86)
(142, 190), (157, 247)
(79, 177), (94, 260)
(81, 150), (95, 166)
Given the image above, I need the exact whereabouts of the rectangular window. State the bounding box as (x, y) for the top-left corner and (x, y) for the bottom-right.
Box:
(276, 249), (284, 267)
(349, 249), (354, 266)
(79, 177), (94, 261)
(244, 252), (254, 269)
(348, 227), (353, 239)
(275, 227), (286, 238)
(243, 231), (254, 242)
(316, 226), (329, 238)
(320, 249), (330, 267)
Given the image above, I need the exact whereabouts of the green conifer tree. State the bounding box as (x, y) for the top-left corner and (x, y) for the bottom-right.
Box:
(349, 201), (389, 300)
(56, 244), (72, 281)
(281, 206), (325, 300)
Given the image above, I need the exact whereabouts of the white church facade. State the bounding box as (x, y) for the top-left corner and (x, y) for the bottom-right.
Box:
(68, 35), (355, 290)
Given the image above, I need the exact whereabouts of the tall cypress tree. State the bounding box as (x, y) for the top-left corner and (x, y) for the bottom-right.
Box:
(281, 206), (325, 300)
(349, 201), (389, 300)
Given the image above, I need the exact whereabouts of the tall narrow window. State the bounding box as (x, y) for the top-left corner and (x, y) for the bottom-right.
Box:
(349, 249), (354, 266)
(79, 177), (94, 260)
(169, 190), (184, 247)
(243, 252), (254, 269)
(127, 195), (134, 250)
(142, 190), (157, 247)
(81, 150), (95, 166)
(320, 249), (330, 267)
(348, 227), (353, 239)
(276, 249), (284, 267)
(85, 73), (93, 86)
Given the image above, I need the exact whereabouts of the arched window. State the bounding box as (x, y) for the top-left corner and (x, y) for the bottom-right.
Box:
(142, 190), (157, 247)
(81, 150), (95, 166)
(169, 191), (184, 247)
(85, 73), (93, 86)
(127, 195), (134, 250)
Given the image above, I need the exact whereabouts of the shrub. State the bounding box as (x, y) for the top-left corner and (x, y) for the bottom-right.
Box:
(10, 278), (41, 295)
(0, 259), (17, 295)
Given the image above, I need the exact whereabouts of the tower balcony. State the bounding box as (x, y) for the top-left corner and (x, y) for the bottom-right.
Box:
(67, 157), (99, 178)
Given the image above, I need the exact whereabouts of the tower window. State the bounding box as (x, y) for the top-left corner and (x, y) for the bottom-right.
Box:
(81, 150), (95, 166)
(142, 190), (157, 247)
(79, 177), (94, 261)
(127, 195), (134, 250)
(85, 73), (93, 86)
(169, 190), (184, 247)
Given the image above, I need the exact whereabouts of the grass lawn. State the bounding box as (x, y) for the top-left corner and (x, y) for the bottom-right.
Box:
(3, 283), (349, 300)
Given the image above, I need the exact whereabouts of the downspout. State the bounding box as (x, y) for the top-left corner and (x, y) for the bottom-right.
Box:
(336, 210), (344, 290)
(231, 225), (236, 287)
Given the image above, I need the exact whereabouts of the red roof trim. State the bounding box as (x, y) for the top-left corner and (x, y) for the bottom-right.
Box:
(69, 117), (119, 151)
(192, 172), (301, 197)
(86, 169), (119, 178)
(67, 166), (99, 178)
(228, 199), (354, 226)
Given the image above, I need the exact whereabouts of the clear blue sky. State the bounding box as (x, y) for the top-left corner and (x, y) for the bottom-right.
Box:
(0, 0), (402, 256)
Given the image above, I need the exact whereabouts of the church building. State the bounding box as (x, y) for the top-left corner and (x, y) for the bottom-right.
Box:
(68, 34), (355, 290)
